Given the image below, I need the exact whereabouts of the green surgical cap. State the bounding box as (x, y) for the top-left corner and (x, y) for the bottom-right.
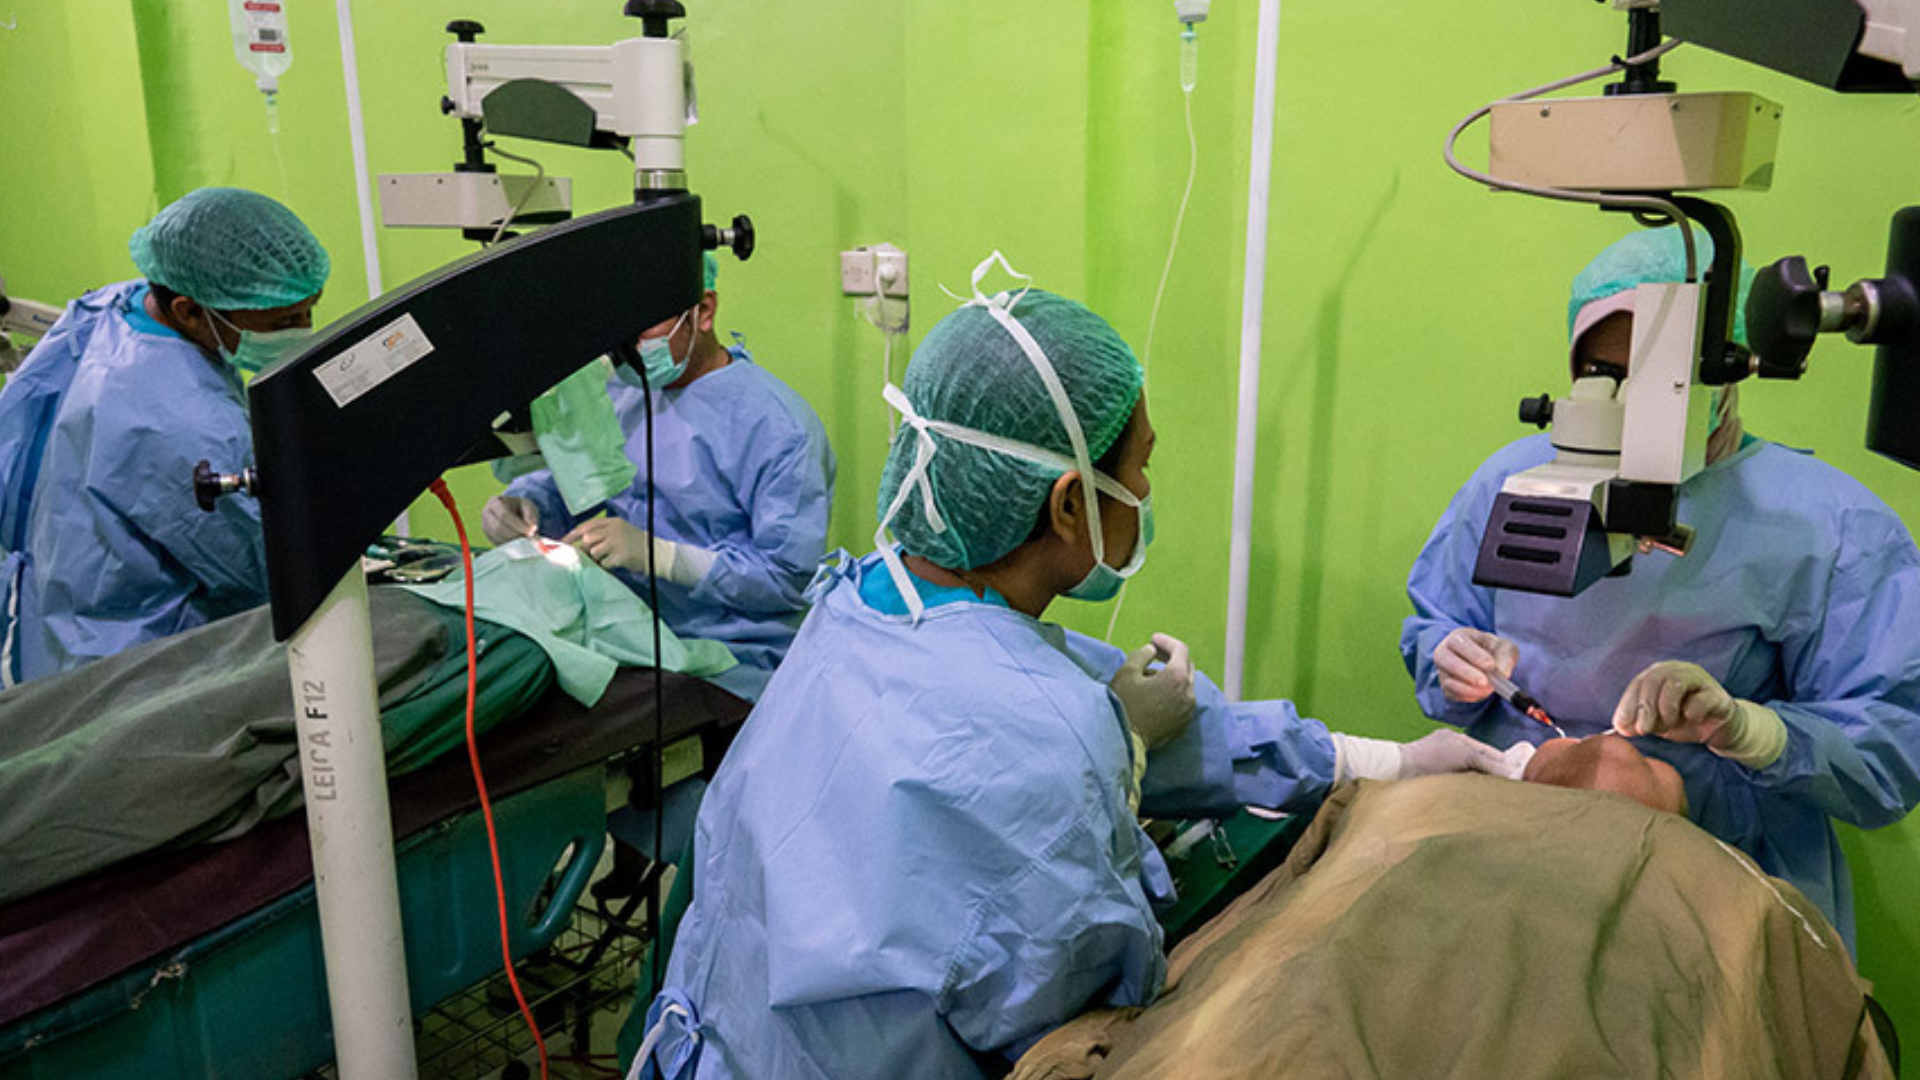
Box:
(130, 187), (330, 310)
(1567, 226), (1757, 347)
(704, 252), (719, 291)
(876, 289), (1144, 570)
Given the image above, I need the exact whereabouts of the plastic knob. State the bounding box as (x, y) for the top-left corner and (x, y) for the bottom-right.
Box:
(624, 0), (686, 36)
(703, 215), (756, 262)
(726, 214), (755, 261)
(193, 460), (223, 513)
(1518, 393), (1554, 429)
(446, 19), (484, 41)
(1746, 256), (1823, 378)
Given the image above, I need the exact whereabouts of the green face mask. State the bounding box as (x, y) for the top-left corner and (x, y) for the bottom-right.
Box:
(209, 309), (311, 377)
(529, 359), (638, 516)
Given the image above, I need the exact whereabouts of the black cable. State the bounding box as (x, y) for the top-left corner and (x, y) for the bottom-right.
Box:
(646, 352), (665, 1006)
(610, 339), (667, 1028)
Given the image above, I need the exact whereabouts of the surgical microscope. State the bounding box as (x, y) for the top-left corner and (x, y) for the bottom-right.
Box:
(193, 4), (750, 1077)
(1464, 0), (1920, 599)
(0, 279), (61, 376)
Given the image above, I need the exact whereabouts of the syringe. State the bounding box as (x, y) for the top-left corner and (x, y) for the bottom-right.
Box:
(1488, 671), (1569, 739)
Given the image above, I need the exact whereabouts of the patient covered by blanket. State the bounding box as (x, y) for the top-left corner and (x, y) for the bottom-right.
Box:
(1015, 750), (1892, 1080)
(0, 544), (740, 906)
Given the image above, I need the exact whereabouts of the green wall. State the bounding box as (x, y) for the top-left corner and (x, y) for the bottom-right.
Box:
(4, 0), (1918, 1040)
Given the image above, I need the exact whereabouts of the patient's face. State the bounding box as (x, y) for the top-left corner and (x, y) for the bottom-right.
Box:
(1523, 734), (1687, 815)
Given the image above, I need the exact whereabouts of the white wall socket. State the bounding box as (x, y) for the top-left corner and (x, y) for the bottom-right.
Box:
(840, 243), (909, 298)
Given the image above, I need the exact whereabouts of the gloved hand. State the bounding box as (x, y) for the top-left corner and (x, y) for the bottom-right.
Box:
(1398, 729), (1520, 778)
(1108, 633), (1196, 750)
(482, 495), (540, 545)
(562, 517), (711, 587)
(1331, 729), (1522, 782)
(1432, 627), (1519, 703)
(1611, 660), (1787, 768)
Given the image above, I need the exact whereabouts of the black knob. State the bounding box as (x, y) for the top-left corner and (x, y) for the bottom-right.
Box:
(1747, 256), (1823, 379)
(446, 19), (484, 42)
(194, 460), (254, 512)
(193, 460), (222, 513)
(1518, 393), (1554, 429)
(702, 215), (756, 262)
(624, 0), (685, 37)
(727, 214), (754, 261)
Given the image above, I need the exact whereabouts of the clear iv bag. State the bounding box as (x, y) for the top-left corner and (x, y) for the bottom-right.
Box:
(228, 0), (292, 93)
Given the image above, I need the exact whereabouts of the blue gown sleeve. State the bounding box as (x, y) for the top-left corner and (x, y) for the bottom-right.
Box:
(942, 811), (1166, 1057)
(1744, 506), (1920, 829)
(1400, 459), (1505, 729)
(687, 427), (833, 615)
(1060, 631), (1338, 819)
(503, 469), (583, 539)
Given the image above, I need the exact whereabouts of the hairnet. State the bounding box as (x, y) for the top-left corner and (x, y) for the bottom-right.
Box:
(129, 187), (330, 311)
(704, 252), (719, 292)
(876, 288), (1144, 570)
(1567, 226), (1757, 348)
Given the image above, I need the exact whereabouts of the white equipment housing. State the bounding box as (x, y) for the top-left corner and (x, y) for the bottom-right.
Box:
(1489, 91), (1781, 193)
(378, 173), (572, 230)
(444, 37), (690, 185)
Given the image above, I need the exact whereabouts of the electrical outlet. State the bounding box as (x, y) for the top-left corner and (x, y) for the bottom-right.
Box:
(840, 243), (909, 298)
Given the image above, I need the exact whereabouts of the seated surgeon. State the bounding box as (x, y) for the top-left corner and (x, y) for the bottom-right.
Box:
(1401, 226), (1920, 948)
(0, 187), (327, 686)
(483, 254), (835, 702)
(631, 257), (1513, 1080)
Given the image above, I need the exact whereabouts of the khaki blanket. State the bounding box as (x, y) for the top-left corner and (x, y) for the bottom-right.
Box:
(1015, 776), (1892, 1080)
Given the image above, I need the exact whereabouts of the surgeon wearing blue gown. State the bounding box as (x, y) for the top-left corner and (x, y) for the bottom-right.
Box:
(0, 187), (328, 686)
(1402, 226), (1920, 948)
(631, 259), (1513, 1080)
(484, 255), (835, 703)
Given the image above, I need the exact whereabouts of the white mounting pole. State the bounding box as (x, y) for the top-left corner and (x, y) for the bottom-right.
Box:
(288, 568), (417, 1079)
(334, 0), (409, 535)
(1223, 0), (1282, 702)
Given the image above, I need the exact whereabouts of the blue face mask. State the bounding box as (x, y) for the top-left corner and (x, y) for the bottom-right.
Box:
(210, 309), (312, 378)
(1064, 491), (1153, 603)
(619, 310), (692, 389)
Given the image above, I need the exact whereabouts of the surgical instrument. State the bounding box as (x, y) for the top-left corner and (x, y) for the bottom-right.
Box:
(1489, 671), (1569, 739)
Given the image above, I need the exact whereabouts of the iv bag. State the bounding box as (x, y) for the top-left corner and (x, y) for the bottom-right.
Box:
(228, 0), (292, 94)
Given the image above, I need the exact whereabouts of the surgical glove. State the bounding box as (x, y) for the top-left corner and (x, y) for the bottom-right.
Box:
(1611, 660), (1787, 769)
(483, 495), (541, 545)
(1433, 627), (1519, 703)
(1108, 633), (1195, 750)
(563, 517), (712, 588)
(1331, 729), (1515, 783)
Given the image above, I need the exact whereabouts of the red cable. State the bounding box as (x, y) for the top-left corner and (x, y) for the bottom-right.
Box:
(428, 478), (550, 1080)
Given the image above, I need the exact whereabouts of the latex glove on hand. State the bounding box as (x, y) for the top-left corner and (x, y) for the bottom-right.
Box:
(1332, 729), (1528, 783)
(562, 517), (713, 588)
(1108, 633), (1196, 750)
(1611, 660), (1787, 769)
(1433, 628), (1520, 703)
(482, 495), (541, 546)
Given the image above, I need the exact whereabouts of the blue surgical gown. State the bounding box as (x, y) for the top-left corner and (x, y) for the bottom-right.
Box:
(1402, 433), (1920, 946)
(636, 551), (1338, 1080)
(0, 282), (266, 684)
(507, 347), (834, 701)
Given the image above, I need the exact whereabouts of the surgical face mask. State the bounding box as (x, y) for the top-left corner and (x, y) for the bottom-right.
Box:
(876, 251), (1145, 620)
(209, 308), (311, 378)
(1063, 492), (1153, 602)
(620, 311), (692, 389)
